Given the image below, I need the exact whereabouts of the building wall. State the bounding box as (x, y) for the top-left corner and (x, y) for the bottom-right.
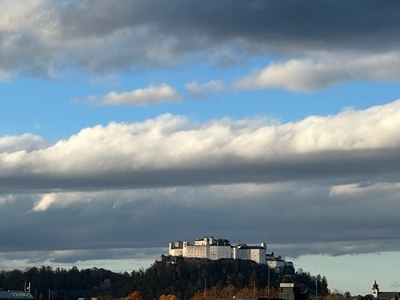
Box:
(169, 248), (183, 256)
(267, 259), (285, 268)
(183, 244), (209, 258)
(237, 248), (251, 260)
(169, 241), (184, 256)
(251, 248), (266, 264)
(232, 247), (237, 259)
(209, 245), (232, 260)
(194, 237), (214, 246)
(236, 248), (266, 264)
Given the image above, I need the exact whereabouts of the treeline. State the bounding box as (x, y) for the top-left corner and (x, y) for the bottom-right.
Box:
(0, 258), (328, 300)
(295, 268), (329, 296)
(130, 258), (286, 299)
(0, 266), (131, 299)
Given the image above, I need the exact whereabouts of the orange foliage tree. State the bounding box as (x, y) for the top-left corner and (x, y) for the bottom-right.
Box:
(191, 284), (279, 300)
(159, 295), (179, 300)
(124, 291), (146, 300)
(235, 287), (280, 299)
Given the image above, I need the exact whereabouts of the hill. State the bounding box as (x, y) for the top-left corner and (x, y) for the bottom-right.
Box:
(0, 258), (328, 300)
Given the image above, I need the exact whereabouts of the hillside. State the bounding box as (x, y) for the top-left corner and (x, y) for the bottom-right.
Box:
(0, 258), (328, 300)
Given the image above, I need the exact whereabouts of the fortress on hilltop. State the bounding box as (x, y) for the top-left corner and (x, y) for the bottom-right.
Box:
(168, 236), (293, 270)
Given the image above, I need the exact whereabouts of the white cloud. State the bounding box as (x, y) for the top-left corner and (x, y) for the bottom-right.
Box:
(0, 100), (400, 179)
(185, 80), (224, 98)
(33, 182), (293, 211)
(0, 133), (47, 153)
(86, 84), (181, 106)
(235, 53), (400, 92)
(330, 182), (400, 198)
(0, 0), (51, 32)
(0, 69), (12, 81)
(0, 195), (14, 206)
(33, 190), (126, 211)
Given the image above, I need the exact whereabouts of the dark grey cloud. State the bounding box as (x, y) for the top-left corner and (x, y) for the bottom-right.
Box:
(46, 248), (162, 264)
(1, 180), (400, 261)
(2, 0), (400, 77)
(59, 0), (400, 53)
(0, 147), (399, 194)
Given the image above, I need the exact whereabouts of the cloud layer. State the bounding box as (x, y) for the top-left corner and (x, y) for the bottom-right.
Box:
(1, 0), (400, 79)
(235, 53), (400, 92)
(0, 100), (400, 260)
(1, 100), (400, 193)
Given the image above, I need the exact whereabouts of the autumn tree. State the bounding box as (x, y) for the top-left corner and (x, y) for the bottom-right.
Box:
(219, 284), (236, 298)
(124, 291), (146, 300)
(159, 294), (178, 300)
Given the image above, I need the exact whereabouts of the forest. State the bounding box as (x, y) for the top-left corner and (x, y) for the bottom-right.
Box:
(0, 257), (328, 300)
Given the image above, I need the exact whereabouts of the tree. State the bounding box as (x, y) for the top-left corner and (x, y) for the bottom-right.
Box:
(159, 295), (178, 300)
(124, 291), (146, 300)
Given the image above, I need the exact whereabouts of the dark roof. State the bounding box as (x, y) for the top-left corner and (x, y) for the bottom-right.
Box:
(378, 292), (400, 299)
(288, 276), (323, 298)
(281, 275), (295, 284)
(238, 245), (264, 249)
(0, 291), (34, 299)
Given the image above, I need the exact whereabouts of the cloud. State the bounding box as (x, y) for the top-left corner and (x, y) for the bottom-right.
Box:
(0, 100), (400, 193)
(235, 53), (400, 92)
(1, 0), (400, 78)
(0, 195), (14, 206)
(2, 180), (400, 258)
(32, 182), (291, 211)
(0, 248), (162, 270)
(86, 84), (181, 106)
(0, 133), (47, 153)
(0, 69), (12, 81)
(185, 80), (224, 98)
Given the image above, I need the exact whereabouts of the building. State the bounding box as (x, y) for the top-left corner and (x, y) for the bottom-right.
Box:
(0, 291), (34, 300)
(233, 244), (267, 264)
(371, 280), (400, 300)
(168, 236), (267, 264)
(280, 282), (308, 300)
(169, 240), (184, 256)
(266, 254), (293, 272)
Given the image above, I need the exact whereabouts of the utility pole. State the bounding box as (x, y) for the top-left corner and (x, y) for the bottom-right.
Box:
(204, 279), (206, 300)
(267, 261), (271, 300)
(316, 265), (318, 300)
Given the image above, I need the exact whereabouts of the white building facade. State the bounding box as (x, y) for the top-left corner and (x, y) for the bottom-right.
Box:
(168, 237), (267, 264)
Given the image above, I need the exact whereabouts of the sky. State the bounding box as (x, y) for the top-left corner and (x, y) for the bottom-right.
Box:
(1, 0), (400, 296)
